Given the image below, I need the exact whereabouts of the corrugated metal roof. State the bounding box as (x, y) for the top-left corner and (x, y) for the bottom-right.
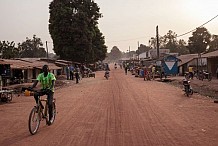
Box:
(0, 59), (61, 70)
(1, 59), (33, 69)
(55, 62), (68, 66)
(201, 50), (218, 58)
(178, 54), (198, 66)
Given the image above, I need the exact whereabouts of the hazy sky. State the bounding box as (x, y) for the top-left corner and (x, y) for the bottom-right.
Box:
(0, 0), (218, 53)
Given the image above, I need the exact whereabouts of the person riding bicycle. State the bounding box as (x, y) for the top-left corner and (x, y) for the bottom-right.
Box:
(29, 64), (56, 125)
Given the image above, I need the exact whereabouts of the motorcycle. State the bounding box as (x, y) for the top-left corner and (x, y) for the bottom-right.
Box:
(198, 70), (212, 81)
(183, 79), (193, 97)
(104, 70), (110, 80)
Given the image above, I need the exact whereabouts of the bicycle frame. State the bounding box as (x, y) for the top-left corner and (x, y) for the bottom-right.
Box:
(37, 97), (49, 121)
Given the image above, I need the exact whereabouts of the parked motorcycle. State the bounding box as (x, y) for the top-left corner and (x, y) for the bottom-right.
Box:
(198, 70), (212, 81)
(183, 79), (193, 97)
(104, 70), (110, 80)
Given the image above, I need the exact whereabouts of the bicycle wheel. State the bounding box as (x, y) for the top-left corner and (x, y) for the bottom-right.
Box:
(28, 107), (40, 135)
(46, 102), (56, 125)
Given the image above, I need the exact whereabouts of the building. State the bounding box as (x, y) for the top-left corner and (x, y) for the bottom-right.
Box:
(0, 58), (62, 86)
(201, 50), (218, 76)
(159, 55), (180, 76)
(139, 49), (170, 60)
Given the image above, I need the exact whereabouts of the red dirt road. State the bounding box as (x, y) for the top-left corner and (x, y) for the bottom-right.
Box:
(1, 68), (218, 146)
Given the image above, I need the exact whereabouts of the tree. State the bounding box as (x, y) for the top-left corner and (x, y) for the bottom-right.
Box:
(162, 30), (178, 53)
(188, 27), (211, 54)
(18, 35), (46, 58)
(149, 36), (164, 49)
(177, 39), (190, 55)
(136, 44), (151, 54)
(208, 35), (218, 52)
(0, 41), (19, 59)
(92, 26), (107, 61)
(107, 46), (122, 61)
(49, 0), (107, 63)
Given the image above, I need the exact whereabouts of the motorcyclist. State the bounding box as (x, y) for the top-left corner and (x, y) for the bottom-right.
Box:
(114, 63), (117, 69)
(104, 63), (110, 77)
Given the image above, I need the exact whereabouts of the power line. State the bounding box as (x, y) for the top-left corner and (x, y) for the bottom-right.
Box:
(177, 14), (218, 38)
(43, 14), (218, 44)
(107, 36), (152, 43)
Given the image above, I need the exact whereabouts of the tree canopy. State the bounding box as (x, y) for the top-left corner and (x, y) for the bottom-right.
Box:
(0, 41), (18, 59)
(18, 35), (46, 58)
(188, 27), (211, 54)
(148, 30), (190, 55)
(106, 46), (122, 61)
(49, 0), (107, 63)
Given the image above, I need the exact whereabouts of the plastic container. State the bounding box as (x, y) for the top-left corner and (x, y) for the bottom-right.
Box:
(25, 90), (33, 96)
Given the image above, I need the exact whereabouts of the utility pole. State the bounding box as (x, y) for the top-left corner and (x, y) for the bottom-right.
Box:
(138, 41), (140, 61)
(156, 25), (160, 59)
(46, 41), (49, 59)
(129, 46), (131, 58)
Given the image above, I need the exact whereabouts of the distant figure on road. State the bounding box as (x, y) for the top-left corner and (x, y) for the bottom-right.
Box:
(75, 65), (80, 84)
(151, 65), (156, 80)
(114, 63), (117, 69)
(124, 64), (128, 75)
(216, 65), (218, 79)
(105, 63), (110, 71)
(66, 65), (70, 80)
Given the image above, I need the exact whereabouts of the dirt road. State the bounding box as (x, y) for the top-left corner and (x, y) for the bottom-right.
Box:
(1, 68), (218, 146)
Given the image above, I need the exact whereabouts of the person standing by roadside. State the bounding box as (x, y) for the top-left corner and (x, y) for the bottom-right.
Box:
(188, 66), (194, 79)
(75, 65), (80, 84)
(151, 65), (156, 80)
(216, 65), (218, 79)
(66, 65), (70, 80)
(143, 67), (147, 81)
(69, 64), (74, 80)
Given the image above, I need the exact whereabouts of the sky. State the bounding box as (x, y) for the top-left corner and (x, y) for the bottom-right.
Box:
(0, 0), (218, 53)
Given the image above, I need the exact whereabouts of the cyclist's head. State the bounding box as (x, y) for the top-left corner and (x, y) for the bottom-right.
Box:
(42, 64), (49, 73)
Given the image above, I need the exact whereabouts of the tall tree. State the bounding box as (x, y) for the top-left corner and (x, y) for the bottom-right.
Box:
(107, 46), (122, 61)
(149, 36), (164, 49)
(136, 44), (151, 54)
(92, 26), (107, 61)
(188, 27), (211, 54)
(162, 30), (178, 52)
(0, 41), (19, 59)
(18, 35), (46, 58)
(49, 0), (107, 63)
(177, 39), (190, 55)
(208, 35), (218, 52)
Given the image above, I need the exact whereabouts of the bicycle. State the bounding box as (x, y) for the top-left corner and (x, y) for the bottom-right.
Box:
(22, 87), (56, 135)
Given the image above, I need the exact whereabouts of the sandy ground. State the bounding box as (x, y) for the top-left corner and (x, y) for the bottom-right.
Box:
(166, 75), (218, 99)
(1, 67), (218, 146)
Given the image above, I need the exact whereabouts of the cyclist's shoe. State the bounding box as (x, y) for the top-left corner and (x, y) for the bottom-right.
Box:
(34, 106), (39, 113)
(47, 120), (52, 126)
